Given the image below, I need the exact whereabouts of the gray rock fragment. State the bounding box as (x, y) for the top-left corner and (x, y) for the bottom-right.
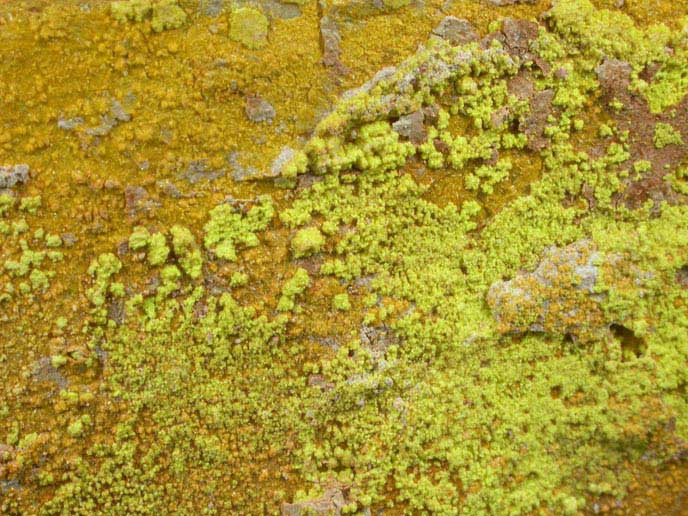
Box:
(179, 160), (225, 184)
(156, 179), (185, 198)
(32, 357), (69, 390)
(321, 16), (342, 68)
(501, 17), (538, 57)
(110, 99), (131, 123)
(520, 88), (554, 151)
(0, 164), (29, 189)
(245, 95), (275, 123)
(57, 116), (84, 131)
(431, 16), (478, 45)
(392, 110), (426, 144)
(200, 0), (224, 16)
(595, 57), (632, 97)
(487, 0), (537, 5)
(261, 0), (302, 19)
(282, 488), (346, 516)
(270, 147), (297, 177)
(342, 66), (397, 101)
(487, 240), (609, 338)
(61, 233), (77, 247)
(228, 151), (262, 181)
(84, 98), (132, 136)
(124, 185), (160, 220)
(85, 116), (116, 136)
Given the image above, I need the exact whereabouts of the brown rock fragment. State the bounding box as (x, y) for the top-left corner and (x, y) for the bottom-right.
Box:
(124, 185), (159, 220)
(502, 18), (538, 57)
(392, 110), (426, 144)
(431, 16), (478, 46)
(595, 58), (632, 98)
(320, 16), (342, 69)
(487, 0), (537, 5)
(245, 94), (276, 123)
(520, 89), (554, 151)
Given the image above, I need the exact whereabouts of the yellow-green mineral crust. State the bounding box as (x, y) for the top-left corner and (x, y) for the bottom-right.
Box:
(0, 0), (687, 515)
(229, 6), (269, 50)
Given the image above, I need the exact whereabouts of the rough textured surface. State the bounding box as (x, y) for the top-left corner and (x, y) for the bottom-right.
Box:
(431, 16), (478, 45)
(0, 164), (29, 189)
(1, 0), (687, 515)
(487, 240), (609, 338)
(245, 94), (276, 123)
(281, 488), (346, 516)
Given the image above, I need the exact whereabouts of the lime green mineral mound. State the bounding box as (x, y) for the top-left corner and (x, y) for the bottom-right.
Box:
(1, 0), (688, 515)
(111, 0), (187, 32)
(229, 7), (269, 50)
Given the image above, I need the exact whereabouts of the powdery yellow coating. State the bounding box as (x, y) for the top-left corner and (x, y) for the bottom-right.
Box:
(0, 0), (687, 515)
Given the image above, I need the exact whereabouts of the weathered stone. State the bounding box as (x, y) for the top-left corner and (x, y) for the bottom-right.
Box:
(85, 115), (116, 136)
(228, 151), (263, 181)
(262, 0), (302, 19)
(116, 239), (130, 257)
(108, 299), (126, 325)
(156, 179), (184, 198)
(124, 185), (160, 219)
(487, 0), (537, 5)
(61, 233), (77, 247)
(321, 16), (342, 68)
(591, 56), (688, 210)
(341, 66), (397, 101)
(270, 147), (297, 177)
(392, 110), (426, 144)
(307, 374), (335, 391)
(487, 240), (609, 339)
(32, 357), (69, 390)
(179, 160), (225, 183)
(282, 488), (346, 516)
(502, 18), (538, 56)
(245, 94), (276, 123)
(200, 0), (224, 17)
(0, 164), (29, 188)
(595, 58), (632, 97)
(110, 99), (131, 123)
(520, 88), (554, 151)
(84, 98), (132, 136)
(677, 265), (688, 289)
(490, 105), (511, 130)
(359, 324), (395, 362)
(431, 16), (478, 45)
(57, 116), (84, 131)
(507, 73), (535, 100)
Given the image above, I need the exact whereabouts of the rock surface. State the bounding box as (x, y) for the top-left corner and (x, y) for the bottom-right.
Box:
(487, 0), (537, 5)
(0, 164), (29, 189)
(392, 110), (426, 144)
(431, 16), (478, 45)
(487, 240), (609, 339)
(245, 94), (276, 123)
(520, 89), (555, 151)
(282, 488), (346, 516)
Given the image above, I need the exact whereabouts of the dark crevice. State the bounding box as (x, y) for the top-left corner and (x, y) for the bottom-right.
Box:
(676, 264), (688, 288)
(611, 323), (646, 359)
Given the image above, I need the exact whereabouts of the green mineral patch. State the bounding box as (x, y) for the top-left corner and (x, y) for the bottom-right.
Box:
(111, 0), (187, 32)
(229, 6), (269, 50)
(654, 122), (684, 149)
(1, 0), (688, 515)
